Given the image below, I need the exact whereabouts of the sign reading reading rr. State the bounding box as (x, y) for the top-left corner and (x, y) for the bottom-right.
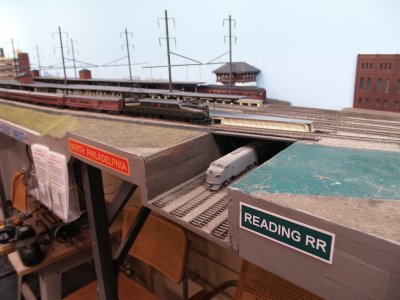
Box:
(240, 203), (335, 264)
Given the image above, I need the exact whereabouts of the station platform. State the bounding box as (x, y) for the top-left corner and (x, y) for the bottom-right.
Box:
(210, 109), (314, 132)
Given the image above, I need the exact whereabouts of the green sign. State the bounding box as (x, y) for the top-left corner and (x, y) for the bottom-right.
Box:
(240, 203), (335, 264)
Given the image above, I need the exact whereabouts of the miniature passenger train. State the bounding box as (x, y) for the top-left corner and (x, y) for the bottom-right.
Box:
(0, 88), (211, 123)
(206, 143), (258, 190)
(0, 87), (315, 131)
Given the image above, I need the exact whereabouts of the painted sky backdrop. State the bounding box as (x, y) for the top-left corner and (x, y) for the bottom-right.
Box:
(1, 0), (399, 109)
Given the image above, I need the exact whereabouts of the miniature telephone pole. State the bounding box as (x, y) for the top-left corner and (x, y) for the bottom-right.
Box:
(158, 10), (176, 92)
(121, 28), (134, 81)
(52, 26), (69, 92)
(228, 15), (233, 95)
(164, 10), (173, 92)
(70, 38), (78, 78)
(59, 27), (67, 85)
(54, 26), (68, 85)
(35, 45), (42, 76)
(10, 39), (18, 78)
(223, 15), (237, 95)
(124, 29), (133, 81)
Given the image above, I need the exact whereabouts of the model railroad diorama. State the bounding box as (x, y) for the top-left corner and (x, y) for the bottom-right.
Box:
(0, 88), (211, 124)
(0, 87), (318, 133)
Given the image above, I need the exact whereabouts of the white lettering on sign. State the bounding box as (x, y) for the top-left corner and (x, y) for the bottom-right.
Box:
(240, 202), (335, 264)
(244, 212), (302, 243)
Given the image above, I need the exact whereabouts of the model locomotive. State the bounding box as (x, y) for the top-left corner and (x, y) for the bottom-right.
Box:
(0, 88), (211, 123)
(124, 98), (210, 123)
(206, 143), (258, 190)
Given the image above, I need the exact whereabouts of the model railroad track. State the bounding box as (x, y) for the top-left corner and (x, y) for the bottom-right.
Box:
(313, 117), (400, 130)
(152, 176), (206, 208)
(262, 106), (400, 125)
(189, 196), (229, 228)
(216, 104), (400, 134)
(150, 175), (231, 240)
(315, 124), (400, 139)
(236, 108), (400, 139)
(315, 133), (400, 145)
(211, 123), (400, 145)
(211, 219), (229, 239)
(341, 113), (400, 123)
(171, 191), (215, 218)
(253, 108), (400, 129)
(313, 120), (400, 132)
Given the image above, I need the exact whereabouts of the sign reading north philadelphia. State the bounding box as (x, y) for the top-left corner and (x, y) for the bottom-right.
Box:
(68, 138), (130, 176)
(240, 203), (335, 264)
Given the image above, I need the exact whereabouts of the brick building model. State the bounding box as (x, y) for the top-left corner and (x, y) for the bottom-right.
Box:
(353, 54), (400, 112)
(213, 62), (260, 84)
(198, 62), (267, 100)
(0, 48), (32, 83)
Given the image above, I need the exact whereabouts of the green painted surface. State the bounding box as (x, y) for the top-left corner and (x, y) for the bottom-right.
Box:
(233, 143), (400, 201)
(0, 103), (202, 146)
(0, 103), (79, 138)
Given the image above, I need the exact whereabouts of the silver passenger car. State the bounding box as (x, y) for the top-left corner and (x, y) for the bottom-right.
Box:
(206, 143), (258, 191)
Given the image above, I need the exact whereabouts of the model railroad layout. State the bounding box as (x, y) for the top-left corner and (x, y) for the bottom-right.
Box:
(148, 101), (400, 247)
(0, 89), (400, 145)
(0, 86), (399, 145)
(213, 103), (400, 145)
(1, 84), (399, 250)
(0, 88), (315, 132)
(0, 88), (211, 124)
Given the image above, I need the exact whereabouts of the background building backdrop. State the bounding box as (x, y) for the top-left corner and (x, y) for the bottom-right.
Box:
(353, 54), (400, 112)
(1, 0), (400, 109)
(0, 48), (31, 81)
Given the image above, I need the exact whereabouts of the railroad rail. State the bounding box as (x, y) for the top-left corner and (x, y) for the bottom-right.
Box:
(150, 174), (231, 242)
(263, 106), (400, 125)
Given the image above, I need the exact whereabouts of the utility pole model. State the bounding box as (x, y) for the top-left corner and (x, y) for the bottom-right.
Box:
(223, 15), (237, 95)
(158, 10), (176, 92)
(121, 29), (134, 81)
(52, 26), (69, 86)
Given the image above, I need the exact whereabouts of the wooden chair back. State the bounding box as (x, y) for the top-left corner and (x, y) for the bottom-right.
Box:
(235, 261), (323, 300)
(11, 171), (27, 212)
(122, 206), (188, 284)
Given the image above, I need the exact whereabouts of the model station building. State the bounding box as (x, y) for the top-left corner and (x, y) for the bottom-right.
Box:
(31, 61), (267, 101)
(353, 54), (400, 112)
(4, 48), (400, 112)
(197, 62), (267, 100)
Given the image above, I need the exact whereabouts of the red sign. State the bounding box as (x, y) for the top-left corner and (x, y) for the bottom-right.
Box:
(68, 138), (130, 176)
